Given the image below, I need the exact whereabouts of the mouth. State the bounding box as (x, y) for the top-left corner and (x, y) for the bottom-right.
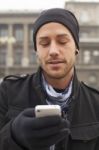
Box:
(46, 60), (65, 69)
(47, 60), (65, 64)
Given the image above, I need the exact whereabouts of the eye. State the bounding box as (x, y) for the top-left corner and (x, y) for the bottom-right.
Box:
(58, 40), (68, 45)
(41, 43), (50, 47)
(39, 40), (50, 47)
(57, 35), (70, 45)
(58, 38), (69, 44)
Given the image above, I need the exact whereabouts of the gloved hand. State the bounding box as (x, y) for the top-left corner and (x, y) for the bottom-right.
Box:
(11, 108), (70, 150)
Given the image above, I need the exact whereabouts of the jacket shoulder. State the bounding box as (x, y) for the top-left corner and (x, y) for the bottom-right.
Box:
(3, 74), (29, 81)
(81, 81), (99, 94)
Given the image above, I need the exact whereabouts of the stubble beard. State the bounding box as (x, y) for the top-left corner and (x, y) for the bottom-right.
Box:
(43, 65), (74, 81)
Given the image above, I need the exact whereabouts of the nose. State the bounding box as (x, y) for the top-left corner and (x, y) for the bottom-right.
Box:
(49, 41), (60, 56)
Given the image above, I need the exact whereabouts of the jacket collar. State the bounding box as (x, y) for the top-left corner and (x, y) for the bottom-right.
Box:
(65, 67), (81, 123)
(71, 67), (80, 99)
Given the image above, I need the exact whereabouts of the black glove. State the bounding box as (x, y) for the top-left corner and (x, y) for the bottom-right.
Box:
(11, 108), (70, 150)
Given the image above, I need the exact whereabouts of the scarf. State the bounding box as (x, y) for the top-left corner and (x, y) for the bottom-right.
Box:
(42, 74), (72, 109)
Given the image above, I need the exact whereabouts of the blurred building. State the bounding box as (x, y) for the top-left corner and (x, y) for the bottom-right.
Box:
(0, 10), (39, 76)
(65, 1), (99, 89)
(0, 2), (99, 89)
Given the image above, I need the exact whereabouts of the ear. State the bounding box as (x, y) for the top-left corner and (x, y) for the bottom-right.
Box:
(75, 49), (79, 55)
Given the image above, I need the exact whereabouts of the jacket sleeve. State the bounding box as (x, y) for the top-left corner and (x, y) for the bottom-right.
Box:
(0, 81), (23, 150)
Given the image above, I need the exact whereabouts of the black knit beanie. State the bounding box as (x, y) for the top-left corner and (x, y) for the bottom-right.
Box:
(33, 8), (79, 51)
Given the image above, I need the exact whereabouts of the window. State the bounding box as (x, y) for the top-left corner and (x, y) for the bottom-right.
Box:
(88, 74), (97, 88)
(0, 25), (8, 37)
(29, 49), (36, 65)
(29, 25), (33, 43)
(80, 11), (89, 24)
(13, 48), (23, 65)
(80, 32), (88, 39)
(0, 46), (7, 65)
(80, 27), (99, 39)
(92, 50), (99, 64)
(14, 25), (23, 42)
(83, 50), (91, 64)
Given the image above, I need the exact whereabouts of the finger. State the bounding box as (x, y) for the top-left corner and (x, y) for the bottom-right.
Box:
(30, 116), (62, 129)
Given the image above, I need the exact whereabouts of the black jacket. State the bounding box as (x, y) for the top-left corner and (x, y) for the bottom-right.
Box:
(0, 68), (99, 150)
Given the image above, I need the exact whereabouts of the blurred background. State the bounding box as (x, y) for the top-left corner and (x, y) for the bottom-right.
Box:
(0, 0), (99, 89)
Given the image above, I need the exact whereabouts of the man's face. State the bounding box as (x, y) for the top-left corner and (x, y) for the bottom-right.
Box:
(36, 22), (77, 80)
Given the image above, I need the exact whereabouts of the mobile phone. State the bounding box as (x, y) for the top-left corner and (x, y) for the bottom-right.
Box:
(35, 105), (61, 118)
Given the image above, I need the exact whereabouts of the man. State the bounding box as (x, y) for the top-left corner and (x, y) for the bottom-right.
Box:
(0, 8), (99, 150)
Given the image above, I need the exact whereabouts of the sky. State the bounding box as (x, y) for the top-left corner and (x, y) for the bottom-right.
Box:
(0, 0), (98, 11)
